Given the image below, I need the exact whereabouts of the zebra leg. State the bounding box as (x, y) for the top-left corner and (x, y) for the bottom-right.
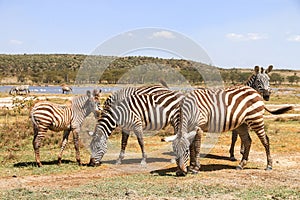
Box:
(134, 130), (147, 166)
(116, 130), (130, 165)
(236, 125), (252, 170)
(229, 130), (238, 161)
(258, 133), (272, 170)
(32, 129), (45, 167)
(188, 130), (201, 174)
(73, 130), (81, 165)
(58, 130), (70, 165)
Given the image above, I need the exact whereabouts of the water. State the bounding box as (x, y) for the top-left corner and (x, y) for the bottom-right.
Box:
(0, 85), (122, 95)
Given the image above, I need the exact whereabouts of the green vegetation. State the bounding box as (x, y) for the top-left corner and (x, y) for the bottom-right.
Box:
(1, 54), (299, 85)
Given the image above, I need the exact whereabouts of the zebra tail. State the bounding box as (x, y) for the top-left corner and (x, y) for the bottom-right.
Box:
(265, 105), (294, 115)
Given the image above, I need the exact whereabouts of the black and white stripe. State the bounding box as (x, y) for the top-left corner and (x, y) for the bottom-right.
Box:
(102, 84), (172, 164)
(89, 90), (184, 166)
(30, 90), (101, 167)
(229, 65), (273, 161)
(171, 85), (292, 176)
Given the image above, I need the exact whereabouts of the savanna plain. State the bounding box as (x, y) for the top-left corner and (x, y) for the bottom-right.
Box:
(0, 87), (299, 200)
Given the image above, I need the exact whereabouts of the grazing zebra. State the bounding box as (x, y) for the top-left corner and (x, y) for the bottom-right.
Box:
(30, 89), (101, 167)
(62, 85), (72, 94)
(9, 85), (30, 95)
(229, 65), (273, 161)
(169, 86), (293, 176)
(88, 91), (184, 166)
(101, 84), (173, 165)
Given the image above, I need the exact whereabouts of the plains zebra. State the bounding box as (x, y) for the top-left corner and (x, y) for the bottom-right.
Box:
(89, 91), (184, 166)
(101, 84), (172, 164)
(30, 89), (101, 167)
(9, 85), (30, 95)
(229, 65), (273, 161)
(170, 86), (293, 176)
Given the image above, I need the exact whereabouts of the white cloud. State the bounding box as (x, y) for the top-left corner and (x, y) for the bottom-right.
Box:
(287, 35), (300, 42)
(10, 39), (23, 45)
(226, 33), (268, 41)
(151, 31), (176, 39)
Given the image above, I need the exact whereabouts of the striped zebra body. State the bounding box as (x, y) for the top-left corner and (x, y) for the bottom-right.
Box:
(102, 84), (172, 164)
(31, 90), (101, 167)
(229, 65), (273, 161)
(89, 90), (184, 166)
(173, 86), (272, 176)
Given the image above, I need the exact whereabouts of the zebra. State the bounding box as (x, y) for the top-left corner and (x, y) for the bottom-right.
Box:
(229, 65), (273, 161)
(101, 84), (172, 165)
(9, 85), (30, 95)
(88, 90), (184, 166)
(30, 89), (101, 167)
(62, 85), (72, 94)
(169, 86), (293, 176)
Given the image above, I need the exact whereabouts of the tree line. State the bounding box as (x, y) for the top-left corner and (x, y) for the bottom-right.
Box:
(0, 54), (299, 85)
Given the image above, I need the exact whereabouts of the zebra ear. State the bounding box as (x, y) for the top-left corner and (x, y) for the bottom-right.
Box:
(261, 67), (264, 73)
(265, 65), (273, 74)
(86, 90), (92, 97)
(254, 66), (260, 74)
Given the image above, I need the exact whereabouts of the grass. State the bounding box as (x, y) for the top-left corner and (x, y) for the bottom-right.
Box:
(0, 91), (299, 199)
(1, 174), (299, 199)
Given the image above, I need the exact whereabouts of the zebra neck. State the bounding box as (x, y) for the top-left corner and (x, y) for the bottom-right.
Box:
(71, 96), (90, 119)
(245, 75), (257, 89)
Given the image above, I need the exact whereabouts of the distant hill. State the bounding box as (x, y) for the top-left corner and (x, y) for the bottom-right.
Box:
(0, 54), (299, 85)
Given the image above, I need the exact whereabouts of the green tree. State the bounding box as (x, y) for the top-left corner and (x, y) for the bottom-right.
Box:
(270, 73), (284, 85)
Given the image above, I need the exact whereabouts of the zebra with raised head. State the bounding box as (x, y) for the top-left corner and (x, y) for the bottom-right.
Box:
(88, 90), (184, 166)
(101, 84), (172, 165)
(229, 65), (273, 161)
(170, 85), (293, 176)
(30, 89), (101, 167)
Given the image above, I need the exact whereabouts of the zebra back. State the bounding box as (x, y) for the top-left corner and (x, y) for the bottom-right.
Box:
(103, 84), (171, 109)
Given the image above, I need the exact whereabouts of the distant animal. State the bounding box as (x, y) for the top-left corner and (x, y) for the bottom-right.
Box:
(62, 85), (72, 94)
(9, 85), (30, 95)
(30, 89), (101, 167)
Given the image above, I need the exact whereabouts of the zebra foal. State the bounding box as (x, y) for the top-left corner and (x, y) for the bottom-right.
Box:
(30, 89), (101, 167)
(170, 86), (293, 176)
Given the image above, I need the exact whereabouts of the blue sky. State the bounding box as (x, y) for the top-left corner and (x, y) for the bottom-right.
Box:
(1, 0), (300, 69)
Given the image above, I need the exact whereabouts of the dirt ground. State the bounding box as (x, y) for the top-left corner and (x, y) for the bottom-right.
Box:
(0, 141), (299, 191)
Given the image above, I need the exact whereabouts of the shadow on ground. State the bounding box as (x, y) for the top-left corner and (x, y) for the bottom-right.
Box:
(13, 160), (76, 167)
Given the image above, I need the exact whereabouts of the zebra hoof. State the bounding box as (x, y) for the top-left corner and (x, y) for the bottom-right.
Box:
(115, 160), (122, 165)
(230, 157), (237, 161)
(176, 170), (187, 177)
(265, 166), (272, 171)
(236, 165), (243, 170)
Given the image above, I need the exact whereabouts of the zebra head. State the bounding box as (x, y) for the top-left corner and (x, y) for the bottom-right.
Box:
(85, 89), (102, 118)
(250, 65), (273, 101)
(89, 130), (108, 166)
(172, 134), (191, 176)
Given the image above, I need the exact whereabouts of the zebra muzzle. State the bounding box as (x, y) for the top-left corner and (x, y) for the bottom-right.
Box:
(88, 158), (102, 167)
